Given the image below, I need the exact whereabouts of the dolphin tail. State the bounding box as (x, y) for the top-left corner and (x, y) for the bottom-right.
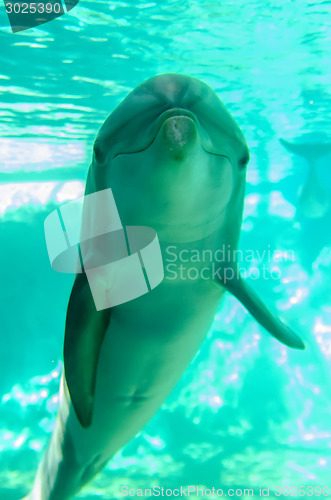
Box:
(279, 138), (331, 162)
(220, 275), (305, 350)
(23, 372), (97, 500)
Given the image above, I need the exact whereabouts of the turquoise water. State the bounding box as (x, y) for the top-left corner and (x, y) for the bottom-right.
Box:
(0, 0), (331, 498)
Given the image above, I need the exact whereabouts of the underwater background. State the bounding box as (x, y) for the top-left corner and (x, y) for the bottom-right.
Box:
(0, 0), (330, 498)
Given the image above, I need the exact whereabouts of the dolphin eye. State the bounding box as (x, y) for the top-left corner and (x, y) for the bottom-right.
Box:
(93, 142), (104, 163)
(239, 153), (250, 169)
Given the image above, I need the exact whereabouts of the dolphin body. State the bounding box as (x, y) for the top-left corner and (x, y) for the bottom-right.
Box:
(25, 74), (305, 500)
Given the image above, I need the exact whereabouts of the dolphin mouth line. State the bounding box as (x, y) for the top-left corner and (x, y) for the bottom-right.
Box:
(113, 107), (230, 161)
(157, 107), (199, 127)
(149, 207), (228, 232)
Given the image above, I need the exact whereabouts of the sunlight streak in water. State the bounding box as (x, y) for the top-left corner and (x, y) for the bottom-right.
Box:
(0, 181), (84, 215)
(0, 139), (87, 169)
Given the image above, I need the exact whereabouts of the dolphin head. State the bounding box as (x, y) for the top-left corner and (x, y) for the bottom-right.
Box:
(88, 74), (250, 242)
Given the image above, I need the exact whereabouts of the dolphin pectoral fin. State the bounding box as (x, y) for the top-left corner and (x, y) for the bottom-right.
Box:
(221, 276), (305, 350)
(64, 273), (111, 429)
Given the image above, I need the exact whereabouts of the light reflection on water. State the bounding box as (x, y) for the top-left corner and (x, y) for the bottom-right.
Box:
(0, 0), (330, 497)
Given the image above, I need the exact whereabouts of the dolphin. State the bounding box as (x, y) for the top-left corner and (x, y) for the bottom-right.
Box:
(279, 137), (331, 218)
(25, 74), (305, 500)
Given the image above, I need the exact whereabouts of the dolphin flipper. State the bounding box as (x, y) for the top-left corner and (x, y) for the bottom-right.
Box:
(64, 273), (111, 428)
(221, 276), (305, 350)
